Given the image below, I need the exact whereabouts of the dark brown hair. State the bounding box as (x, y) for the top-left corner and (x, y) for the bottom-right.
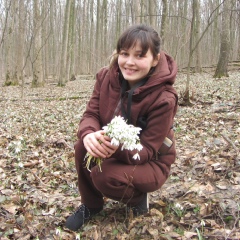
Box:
(110, 24), (161, 67)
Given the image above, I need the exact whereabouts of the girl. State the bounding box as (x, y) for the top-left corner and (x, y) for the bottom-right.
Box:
(65, 24), (178, 231)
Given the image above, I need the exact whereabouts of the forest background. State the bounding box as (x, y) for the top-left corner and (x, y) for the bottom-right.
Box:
(0, 0), (240, 239)
(0, 0), (240, 87)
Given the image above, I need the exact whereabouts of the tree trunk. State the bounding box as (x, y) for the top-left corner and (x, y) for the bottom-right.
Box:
(58, 0), (71, 86)
(116, 0), (122, 42)
(194, 0), (202, 73)
(42, 1), (48, 82)
(179, 0), (189, 63)
(183, 0), (196, 106)
(160, 0), (168, 48)
(213, 0), (231, 78)
(149, 0), (156, 27)
(32, 0), (44, 87)
(50, 0), (57, 78)
(89, 0), (94, 73)
(94, 0), (101, 72)
(67, 0), (76, 80)
(4, 0), (18, 86)
(102, 0), (108, 58)
(237, 0), (240, 60)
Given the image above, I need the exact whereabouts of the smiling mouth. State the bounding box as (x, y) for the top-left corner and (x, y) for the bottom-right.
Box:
(124, 68), (137, 74)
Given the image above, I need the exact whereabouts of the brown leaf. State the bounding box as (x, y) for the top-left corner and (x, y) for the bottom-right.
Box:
(147, 228), (159, 240)
(23, 160), (39, 167)
(184, 231), (197, 238)
(2, 203), (18, 214)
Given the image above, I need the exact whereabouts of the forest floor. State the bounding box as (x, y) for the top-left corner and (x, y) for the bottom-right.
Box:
(0, 70), (239, 240)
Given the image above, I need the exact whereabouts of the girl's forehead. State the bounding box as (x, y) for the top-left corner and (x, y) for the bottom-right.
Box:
(121, 40), (146, 51)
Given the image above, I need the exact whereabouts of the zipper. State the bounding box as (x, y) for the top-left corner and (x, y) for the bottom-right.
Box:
(112, 94), (124, 119)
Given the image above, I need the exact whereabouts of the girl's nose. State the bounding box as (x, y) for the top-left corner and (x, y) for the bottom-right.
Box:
(126, 56), (134, 65)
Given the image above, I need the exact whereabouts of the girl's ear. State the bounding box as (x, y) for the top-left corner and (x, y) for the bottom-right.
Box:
(152, 53), (160, 67)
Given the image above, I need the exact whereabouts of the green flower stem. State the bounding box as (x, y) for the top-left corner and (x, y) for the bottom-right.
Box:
(85, 154), (103, 172)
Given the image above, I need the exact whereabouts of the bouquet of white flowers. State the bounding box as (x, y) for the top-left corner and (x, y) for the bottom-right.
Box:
(85, 116), (143, 172)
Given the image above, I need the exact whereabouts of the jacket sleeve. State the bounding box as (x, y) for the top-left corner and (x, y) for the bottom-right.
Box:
(111, 90), (177, 165)
(77, 68), (108, 140)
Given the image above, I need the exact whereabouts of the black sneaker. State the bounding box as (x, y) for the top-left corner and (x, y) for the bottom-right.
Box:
(65, 204), (103, 231)
(128, 193), (149, 216)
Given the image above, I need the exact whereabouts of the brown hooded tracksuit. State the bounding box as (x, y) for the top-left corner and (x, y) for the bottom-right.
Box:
(74, 51), (178, 208)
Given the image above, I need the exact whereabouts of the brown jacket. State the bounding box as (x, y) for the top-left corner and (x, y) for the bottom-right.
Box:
(78, 51), (178, 176)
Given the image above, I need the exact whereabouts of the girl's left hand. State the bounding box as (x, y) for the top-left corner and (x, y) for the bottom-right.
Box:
(102, 135), (119, 158)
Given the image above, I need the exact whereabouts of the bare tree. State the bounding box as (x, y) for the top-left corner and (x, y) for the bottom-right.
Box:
(4, 0), (18, 86)
(67, 0), (76, 81)
(160, 0), (168, 48)
(214, 0), (231, 78)
(182, 0), (225, 105)
(238, 0), (240, 59)
(58, 0), (72, 86)
(32, 0), (44, 87)
(102, 0), (108, 58)
(182, 0), (196, 106)
(194, 0), (202, 73)
(149, 0), (157, 27)
(0, 1), (11, 49)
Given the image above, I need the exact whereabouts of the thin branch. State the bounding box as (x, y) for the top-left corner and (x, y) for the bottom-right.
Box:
(190, 1), (225, 57)
(0, 1), (12, 47)
(121, 13), (192, 23)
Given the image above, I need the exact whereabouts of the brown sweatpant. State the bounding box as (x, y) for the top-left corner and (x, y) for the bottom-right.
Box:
(74, 139), (168, 208)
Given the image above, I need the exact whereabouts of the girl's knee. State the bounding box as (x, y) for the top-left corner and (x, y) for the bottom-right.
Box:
(91, 168), (107, 191)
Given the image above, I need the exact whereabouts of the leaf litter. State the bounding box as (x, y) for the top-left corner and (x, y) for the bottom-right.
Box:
(0, 72), (239, 239)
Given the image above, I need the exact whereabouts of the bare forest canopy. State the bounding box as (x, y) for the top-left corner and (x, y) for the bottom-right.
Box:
(0, 0), (240, 87)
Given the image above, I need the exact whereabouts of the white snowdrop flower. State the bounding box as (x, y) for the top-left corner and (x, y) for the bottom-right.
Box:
(16, 141), (22, 146)
(86, 116), (143, 172)
(34, 151), (39, 156)
(111, 138), (119, 146)
(56, 227), (61, 235)
(136, 143), (143, 151)
(133, 153), (140, 160)
(201, 220), (205, 226)
(18, 162), (23, 168)
(219, 120), (224, 125)
(202, 148), (207, 154)
(175, 203), (183, 210)
(103, 116), (143, 158)
(15, 146), (22, 153)
(76, 234), (81, 240)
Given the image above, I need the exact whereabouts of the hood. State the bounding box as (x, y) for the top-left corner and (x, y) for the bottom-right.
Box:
(137, 51), (177, 94)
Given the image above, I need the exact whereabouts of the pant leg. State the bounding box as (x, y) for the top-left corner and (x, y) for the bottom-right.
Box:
(74, 139), (104, 208)
(91, 158), (168, 205)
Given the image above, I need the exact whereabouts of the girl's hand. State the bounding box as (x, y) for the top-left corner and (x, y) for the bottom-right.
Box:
(83, 130), (118, 158)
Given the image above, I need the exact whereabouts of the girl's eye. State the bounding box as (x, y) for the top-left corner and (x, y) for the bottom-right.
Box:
(120, 51), (128, 57)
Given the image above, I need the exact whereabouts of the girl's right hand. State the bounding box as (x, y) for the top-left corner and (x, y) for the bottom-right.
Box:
(83, 130), (118, 159)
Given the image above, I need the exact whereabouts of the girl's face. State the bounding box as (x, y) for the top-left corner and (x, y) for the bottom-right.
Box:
(118, 41), (160, 88)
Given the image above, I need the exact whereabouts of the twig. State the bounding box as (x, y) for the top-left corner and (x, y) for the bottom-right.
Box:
(221, 133), (239, 166)
(31, 170), (51, 187)
(221, 133), (238, 153)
